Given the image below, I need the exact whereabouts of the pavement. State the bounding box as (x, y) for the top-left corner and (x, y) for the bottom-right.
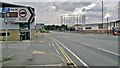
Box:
(1, 32), (120, 68)
(2, 34), (66, 68)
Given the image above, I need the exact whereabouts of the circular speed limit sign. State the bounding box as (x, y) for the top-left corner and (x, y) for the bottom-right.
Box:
(19, 9), (27, 17)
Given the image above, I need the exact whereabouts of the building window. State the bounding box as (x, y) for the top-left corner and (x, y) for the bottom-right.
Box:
(0, 33), (10, 36)
(98, 24), (103, 29)
(85, 27), (92, 29)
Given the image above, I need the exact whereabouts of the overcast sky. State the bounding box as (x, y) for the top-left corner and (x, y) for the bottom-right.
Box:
(1, 0), (119, 25)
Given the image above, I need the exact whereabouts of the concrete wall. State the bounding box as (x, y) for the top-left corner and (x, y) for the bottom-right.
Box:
(0, 29), (36, 41)
(0, 18), (21, 41)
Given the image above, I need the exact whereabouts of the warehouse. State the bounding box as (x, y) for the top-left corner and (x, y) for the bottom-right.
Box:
(75, 21), (118, 34)
(0, 2), (35, 41)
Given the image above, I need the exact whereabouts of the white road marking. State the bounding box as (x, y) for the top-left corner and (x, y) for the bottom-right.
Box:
(49, 41), (51, 46)
(51, 41), (60, 55)
(6, 64), (62, 66)
(40, 41), (45, 42)
(54, 39), (89, 67)
(55, 54), (65, 63)
(81, 42), (120, 56)
(32, 51), (45, 54)
(81, 43), (91, 47)
(24, 44), (30, 50)
(97, 48), (119, 56)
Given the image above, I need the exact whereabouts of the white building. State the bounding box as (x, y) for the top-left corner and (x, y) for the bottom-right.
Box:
(60, 14), (86, 27)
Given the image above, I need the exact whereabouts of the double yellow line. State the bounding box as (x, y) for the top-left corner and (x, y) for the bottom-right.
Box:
(53, 40), (78, 68)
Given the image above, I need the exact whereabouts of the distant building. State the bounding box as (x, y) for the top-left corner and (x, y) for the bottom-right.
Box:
(115, 20), (120, 32)
(60, 14), (86, 27)
(0, 2), (35, 41)
(75, 21), (118, 34)
(35, 23), (44, 32)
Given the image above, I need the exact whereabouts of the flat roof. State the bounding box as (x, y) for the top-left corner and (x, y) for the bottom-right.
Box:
(116, 20), (120, 22)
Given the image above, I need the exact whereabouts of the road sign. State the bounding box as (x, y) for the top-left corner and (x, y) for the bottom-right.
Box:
(27, 7), (35, 23)
(6, 12), (18, 18)
(2, 8), (10, 13)
(5, 7), (35, 23)
(19, 9), (27, 17)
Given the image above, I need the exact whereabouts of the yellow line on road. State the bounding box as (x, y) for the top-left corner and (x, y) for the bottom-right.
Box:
(53, 40), (78, 68)
(47, 35), (78, 67)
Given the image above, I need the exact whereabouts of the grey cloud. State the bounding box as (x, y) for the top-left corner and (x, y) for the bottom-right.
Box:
(54, 2), (92, 11)
(14, 2), (118, 24)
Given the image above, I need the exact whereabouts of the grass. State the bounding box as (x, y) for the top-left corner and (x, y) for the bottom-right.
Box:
(2, 57), (12, 62)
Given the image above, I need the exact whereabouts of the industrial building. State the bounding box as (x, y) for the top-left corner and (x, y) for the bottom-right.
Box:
(75, 21), (119, 34)
(0, 2), (35, 41)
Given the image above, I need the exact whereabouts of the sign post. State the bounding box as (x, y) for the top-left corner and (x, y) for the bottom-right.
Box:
(29, 7), (35, 60)
(4, 7), (35, 60)
(4, 7), (16, 58)
(5, 16), (8, 59)
(4, 7), (10, 58)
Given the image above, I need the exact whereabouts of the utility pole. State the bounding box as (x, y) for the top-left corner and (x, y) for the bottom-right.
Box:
(102, 1), (104, 28)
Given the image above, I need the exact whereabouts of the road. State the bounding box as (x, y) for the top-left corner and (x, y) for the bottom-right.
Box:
(47, 32), (119, 67)
(2, 32), (119, 68)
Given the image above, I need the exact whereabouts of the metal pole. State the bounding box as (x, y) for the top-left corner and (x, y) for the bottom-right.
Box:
(5, 23), (8, 58)
(102, 1), (104, 28)
(4, 8), (8, 58)
(84, 15), (86, 34)
(110, 22), (111, 34)
(107, 18), (108, 35)
(29, 23), (32, 60)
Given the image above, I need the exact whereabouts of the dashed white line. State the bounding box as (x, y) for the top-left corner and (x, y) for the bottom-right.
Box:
(81, 42), (120, 56)
(54, 39), (89, 67)
(97, 48), (119, 56)
(51, 41), (60, 55)
(81, 43), (91, 47)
